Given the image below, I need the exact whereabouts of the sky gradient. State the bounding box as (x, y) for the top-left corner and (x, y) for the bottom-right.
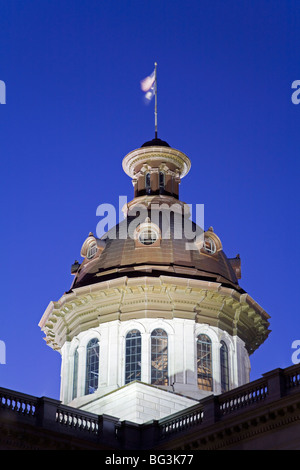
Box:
(0, 0), (299, 400)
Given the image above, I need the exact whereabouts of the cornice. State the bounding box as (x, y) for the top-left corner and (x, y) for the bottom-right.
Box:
(39, 275), (270, 354)
(122, 146), (191, 178)
(165, 398), (300, 451)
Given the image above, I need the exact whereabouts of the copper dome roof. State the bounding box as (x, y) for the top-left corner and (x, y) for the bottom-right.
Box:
(141, 137), (171, 147)
(69, 139), (242, 294)
(69, 212), (242, 293)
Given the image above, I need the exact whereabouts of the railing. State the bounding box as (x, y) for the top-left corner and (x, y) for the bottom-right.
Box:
(1, 363), (300, 449)
(0, 389), (102, 445)
(159, 404), (204, 438)
(56, 406), (99, 435)
(157, 364), (300, 443)
(284, 364), (300, 390)
(218, 379), (268, 416)
(0, 388), (37, 418)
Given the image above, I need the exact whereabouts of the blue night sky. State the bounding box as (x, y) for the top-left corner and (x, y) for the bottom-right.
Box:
(0, 0), (299, 400)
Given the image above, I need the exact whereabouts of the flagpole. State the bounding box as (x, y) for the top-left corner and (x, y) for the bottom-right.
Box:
(154, 62), (157, 139)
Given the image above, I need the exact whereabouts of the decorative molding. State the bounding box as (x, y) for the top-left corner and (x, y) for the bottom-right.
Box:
(39, 275), (270, 355)
(122, 147), (191, 179)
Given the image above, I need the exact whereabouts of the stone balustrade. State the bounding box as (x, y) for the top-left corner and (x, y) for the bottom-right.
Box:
(1, 363), (300, 449)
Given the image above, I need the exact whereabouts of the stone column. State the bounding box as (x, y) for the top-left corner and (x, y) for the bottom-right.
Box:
(106, 321), (119, 387)
(77, 345), (86, 398)
(60, 341), (70, 403)
(173, 176), (181, 198)
(142, 332), (151, 383)
(165, 172), (172, 194)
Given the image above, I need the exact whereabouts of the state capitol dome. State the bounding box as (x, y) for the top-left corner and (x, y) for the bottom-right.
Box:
(39, 137), (270, 424)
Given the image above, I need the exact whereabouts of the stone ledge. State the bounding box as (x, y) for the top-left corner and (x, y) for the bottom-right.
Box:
(78, 381), (198, 424)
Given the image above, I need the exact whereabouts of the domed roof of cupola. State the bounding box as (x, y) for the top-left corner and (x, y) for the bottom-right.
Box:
(141, 137), (171, 148)
(70, 140), (242, 293)
(69, 216), (243, 293)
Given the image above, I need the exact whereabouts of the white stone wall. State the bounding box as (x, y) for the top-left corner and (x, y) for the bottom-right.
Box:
(60, 318), (250, 408)
(81, 381), (198, 424)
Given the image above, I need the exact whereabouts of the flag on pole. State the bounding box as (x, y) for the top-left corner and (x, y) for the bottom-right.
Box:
(140, 69), (155, 102)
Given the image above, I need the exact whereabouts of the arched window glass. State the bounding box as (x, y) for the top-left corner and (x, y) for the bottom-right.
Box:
(151, 329), (168, 385)
(145, 172), (151, 194)
(197, 334), (213, 391)
(72, 348), (78, 400)
(220, 341), (229, 393)
(159, 172), (165, 193)
(125, 330), (141, 384)
(85, 338), (99, 395)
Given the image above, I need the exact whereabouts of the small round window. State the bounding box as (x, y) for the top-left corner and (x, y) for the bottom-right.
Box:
(203, 237), (216, 254)
(138, 228), (158, 246)
(87, 242), (98, 259)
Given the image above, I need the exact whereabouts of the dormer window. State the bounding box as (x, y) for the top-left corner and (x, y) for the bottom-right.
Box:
(198, 230), (222, 255)
(87, 242), (97, 259)
(80, 234), (105, 261)
(203, 237), (216, 254)
(134, 218), (161, 247)
(138, 228), (158, 245)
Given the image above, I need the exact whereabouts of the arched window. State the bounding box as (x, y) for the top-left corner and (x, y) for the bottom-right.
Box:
(145, 172), (151, 194)
(159, 171), (165, 193)
(85, 338), (99, 395)
(151, 329), (168, 385)
(220, 341), (229, 393)
(125, 330), (141, 384)
(72, 348), (79, 400)
(197, 334), (213, 391)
